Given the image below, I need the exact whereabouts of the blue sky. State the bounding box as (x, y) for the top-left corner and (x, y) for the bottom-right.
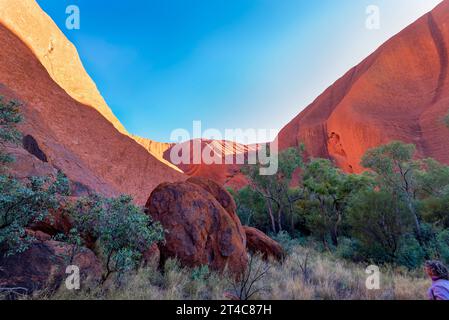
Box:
(37, 0), (442, 143)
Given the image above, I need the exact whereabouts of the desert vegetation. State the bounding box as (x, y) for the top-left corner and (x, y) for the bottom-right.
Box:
(35, 245), (429, 301)
(0, 97), (446, 300)
(232, 142), (449, 270)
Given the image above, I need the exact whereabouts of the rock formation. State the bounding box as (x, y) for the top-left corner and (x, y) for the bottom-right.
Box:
(145, 180), (248, 274)
(276, 0), (449, 173)
(244, 227), (285, 261)
(0, 240), (102, 294)
(0, 0), (185, 204)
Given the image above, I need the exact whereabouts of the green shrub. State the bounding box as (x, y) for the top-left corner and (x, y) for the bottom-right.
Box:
(0, 172), (69, 257)
(396, 235), (426, 269)
(0, 97), (22, 169)
(68, 194), (165, 282)
(436, 230), (449, 264)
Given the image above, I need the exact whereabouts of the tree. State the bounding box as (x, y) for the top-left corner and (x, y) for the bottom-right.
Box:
(0, 97), (70, 257)
(346, 190), (413, 263)
(0, 173), (69, 257)
(241, 147), (305, 234)
(302, 159), (373, 247)
(362, 141), (423, 241)
(230, 187), (268, 231)
(68, 194), (165, 282)
(0, 97), (22, 169)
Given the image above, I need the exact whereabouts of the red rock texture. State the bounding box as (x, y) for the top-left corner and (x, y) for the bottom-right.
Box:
(0, 240), (102, 293)
(277, 1), (449, 173)
(0, 3), (185, 205)
(187, 177), (247, 246)
(244, 227), (285, 261)
(145, 181), (248, 274)
(163, 139), (259, 188)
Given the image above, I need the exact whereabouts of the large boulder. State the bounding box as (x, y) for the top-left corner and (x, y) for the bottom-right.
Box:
(0, 240), (102, 294)
(145, 181), (248, 274)
(244, 227), (285, 261)
(187, 177), (246, 246)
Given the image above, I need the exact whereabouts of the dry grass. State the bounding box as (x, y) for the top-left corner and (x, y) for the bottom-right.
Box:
(36, 246), (430, 300)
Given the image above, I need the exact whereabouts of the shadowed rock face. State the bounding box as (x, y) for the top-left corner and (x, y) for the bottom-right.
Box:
(145, 181), (248, 274)
(0, 240), (102, 294)
(0, 2), (185, 204)
(277, 1), (449, 173)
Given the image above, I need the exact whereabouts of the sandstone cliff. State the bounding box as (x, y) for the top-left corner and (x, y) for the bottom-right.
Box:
(277, 0), (449, 173)
(0, 0), (184, 204)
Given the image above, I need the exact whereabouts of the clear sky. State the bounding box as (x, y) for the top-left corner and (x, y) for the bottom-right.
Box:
(37, 0), (442, 143)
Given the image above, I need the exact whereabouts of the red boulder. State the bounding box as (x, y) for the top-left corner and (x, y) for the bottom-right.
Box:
(244, 226), (285, 261)
(145, 181), (248, 274)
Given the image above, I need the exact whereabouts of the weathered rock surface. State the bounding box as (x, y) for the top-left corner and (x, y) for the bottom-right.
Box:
(0, 0), (185, 204)
(244, 227), (285, 261)
(276, 1), (449, 173)
(163, 139), (259, 188)
(145, 181), (248, 273)
(187, 177), (246, 245)
(0, 240), (102, 293)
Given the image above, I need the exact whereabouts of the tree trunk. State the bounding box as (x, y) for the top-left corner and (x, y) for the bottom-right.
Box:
(266, 200), (277, 234)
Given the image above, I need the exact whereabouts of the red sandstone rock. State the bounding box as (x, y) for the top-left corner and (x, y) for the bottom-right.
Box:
(186, 177), (247, 247)
(145, 181), (248, 274)
(0, 1), (185, 205)
(277, 1), (449, 173)
(244, 227), (285, 261)
(0, 240), (102, 293)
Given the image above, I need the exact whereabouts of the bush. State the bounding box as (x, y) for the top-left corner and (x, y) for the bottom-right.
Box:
(67, 194), (165, 282)
(436, 230), (449, 264)
(0, 172), (69, 257)
(396, 235), (426, 269)
(0, 97), (22, 169)
(346, 190), (413, 264)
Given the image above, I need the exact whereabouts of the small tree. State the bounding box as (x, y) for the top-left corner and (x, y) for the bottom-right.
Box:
(68, 195), (165, 283)
(0, 172), (70, 257)
(362, 141), (423, 241)
(346, 190), (413, 263)
(302, 159), (372, 247)
(0, 97), (22, 169)
(242, 147), (305, 234)
(0, 97), (70, 257)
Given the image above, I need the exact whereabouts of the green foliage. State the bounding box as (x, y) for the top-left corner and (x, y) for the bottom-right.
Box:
(190, 265), (210, 282)
(271, 230), (305, 254)
(0, 97), (23, 169)
(396, 235), (426, 269)
(302, 159), (373, 247)
(362, 141), (428, 246)
(436, 230), (449, 264)
(346, 190), (412, 263)
(68, 194), (165, 281)
(241, 146), (305, 233)
(0, 172), (70, 256)
(230, 186), (268, 231)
